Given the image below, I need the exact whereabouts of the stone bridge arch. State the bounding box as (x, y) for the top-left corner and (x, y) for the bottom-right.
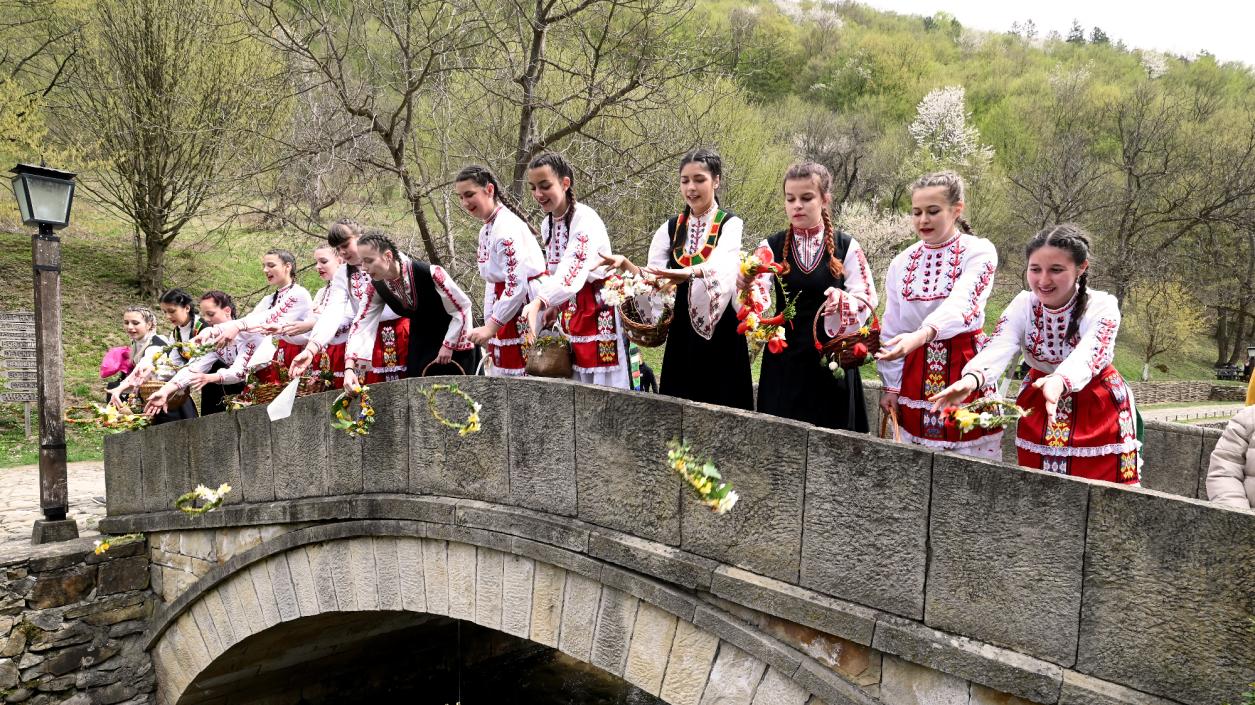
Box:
(148, 522), (837, 705)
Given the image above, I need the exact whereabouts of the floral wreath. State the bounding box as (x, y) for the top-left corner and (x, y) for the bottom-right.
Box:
(330, 386), (375, 436)
(175, 483), (232, 515)
(666, 438), (739, 514)
(419, 383), (482, 436)
(736, 246), (796, 356)
(942, 398), (1030, 434)
(155, 341), (217, 368)
(65, 404), (151, 433)
(93, 532), (144, 555)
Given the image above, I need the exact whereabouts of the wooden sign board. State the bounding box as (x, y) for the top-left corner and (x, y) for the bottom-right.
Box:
(0, 312), (34, 323)
(0, 392), (36, 403)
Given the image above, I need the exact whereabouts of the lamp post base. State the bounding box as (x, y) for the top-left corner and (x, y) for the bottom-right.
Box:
(32, 519), (79, 545)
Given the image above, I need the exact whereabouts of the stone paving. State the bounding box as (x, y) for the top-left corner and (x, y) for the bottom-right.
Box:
(0, 461), (106, 565)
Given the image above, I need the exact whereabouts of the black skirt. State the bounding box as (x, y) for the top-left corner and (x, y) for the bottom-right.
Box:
(659, 280), (753, 410)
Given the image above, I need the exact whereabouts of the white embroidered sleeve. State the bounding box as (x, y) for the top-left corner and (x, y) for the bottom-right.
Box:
(345, 287), (384, 367)
(877, 256), (906, 393)
(920, 240), (998, 340)
(964, 291), (1030, 389)
(538, 216), (605, 308)
(431, 265), (474, 350)
(488, 234), (529, 326)
(307, 267), (350, 350)
(687, 216), (741, 338)
(219, 335), (262, 386)
(823, 238), (878, 337)
(1053, 292), (1121, 393)
(168, 351), (221, 389)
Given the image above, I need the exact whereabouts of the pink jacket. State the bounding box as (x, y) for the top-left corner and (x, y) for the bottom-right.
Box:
(1206, 405), (1255, 510)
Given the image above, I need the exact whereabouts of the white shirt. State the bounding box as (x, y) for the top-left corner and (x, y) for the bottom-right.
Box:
(346, 254), (475, 366)
(478, 206), (546, 331)
(536, 202), (614, 307)
(646, 203), (743, 340)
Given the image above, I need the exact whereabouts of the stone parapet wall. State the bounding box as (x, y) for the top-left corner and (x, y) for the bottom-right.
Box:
(102, 377), (1255, 705)
(0, 537), (156, 705)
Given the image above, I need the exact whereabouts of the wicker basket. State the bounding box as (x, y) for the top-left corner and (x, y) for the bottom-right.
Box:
(421, 360), (467, 377)
(525, 336), (573, 378)
(619, 299), (673, 348)
(138, 379), (188, 409)
(812, 301), (882, 369)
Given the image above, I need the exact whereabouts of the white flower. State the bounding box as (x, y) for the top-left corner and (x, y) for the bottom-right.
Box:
(978, 412), (993, 426)
(829, 361), (838, 371)
(715, 491), (739, 515)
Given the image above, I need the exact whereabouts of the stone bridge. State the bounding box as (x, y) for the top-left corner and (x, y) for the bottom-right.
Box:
(86, 377), (1253, 705)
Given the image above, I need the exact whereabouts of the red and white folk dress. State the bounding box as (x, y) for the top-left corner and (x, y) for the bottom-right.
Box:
(964, 289), (1139, 483)
(206, 283), (312, 385)
(879, 232), (1001, 458)
(479, 206), (546, 376)
(536, 203), (629, 389)
(305, 264), (409, 384)
(307, 285), (351, 389)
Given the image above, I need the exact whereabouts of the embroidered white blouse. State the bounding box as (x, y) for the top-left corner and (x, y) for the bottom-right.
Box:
(878, 232), (999, 393)
(646, 203), (743, 340)
(306, 265), (401, 352)
(536, 203), (614, 308)
(478, 206), (546, 332)
(170, 331), (267, 387)
(345, 254), (475, 367)
(204, 284), (312, 346)
(743, 229), (878, 337)
(964, 288), (1121, 395)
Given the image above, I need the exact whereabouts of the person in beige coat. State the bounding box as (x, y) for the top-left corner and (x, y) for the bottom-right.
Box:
(1207, 405), (1255, 509)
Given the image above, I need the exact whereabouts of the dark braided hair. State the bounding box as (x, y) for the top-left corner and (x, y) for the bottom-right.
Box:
(779, 162), (845, 281)
(527, 152), (577, 247)
(1026, 223), (1092, 342)
(356, 229), (400, 261)
(200, 291), (236, 320)
(263, 249), (297, 307)
(327, 218), (363, 246)
(455, 164), (537, 235)
(159, 288), (197, 316)
(910, 170), (973, 235)
(673, 148), (724, 247)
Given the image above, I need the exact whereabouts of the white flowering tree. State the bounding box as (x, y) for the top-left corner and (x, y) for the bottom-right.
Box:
(906, 85), (993, 178)
(836, 200), (914, 275)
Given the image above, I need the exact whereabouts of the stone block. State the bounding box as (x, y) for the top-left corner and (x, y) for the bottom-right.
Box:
(446, 541), (477, 621)
(658, 619), (720, 705)
(29, 565), (95, 609)
(589, 530), (716, 590)
(792, 657), (881, 705)
(103, 432), (144, 515)
(186, 410), (242, 506)
(693, 604), (804, 677)
(600, 565), (699, 623)
(879, 655), (968, 705)
(926, 454), (1088, 664)
(420, 539), (449, 617)
(190, 601), (223, 659)
(511, 536), (602, 581)
(751, 666), (810, 705)
(1076, 484), (1255, 705)
(372, 536), (403, 612)
(28, 622), (93, 652)
(456, 501), (589, 553)
(326, 425), (364, 496)
(141, 421), (189, 513)
(347, 537), (379, 611)
(304, 542), (344, 614)
(574, 385), (682, 545)
(96, 555), (149, 595)
(0, 659), (16, 689)
(501, 555), (534, 639)
(969, 683), (1038, 705)
(1199, 430), (1221, 500)
(530, 562), (567, 648)
(800, 428), (932, 619)
(474, 547), (504, 630)
(680, 404), (808, 582)
(270, 393), (330, 500)
(394, 537), (427, 614)
(698, 644), (765, 705)
(361, 381), (410, 493)
(203, 588), (239, 650)
(235, 405), (276, 503)
(1139, 422), (1203, 498)
(284, 548), (320, 618)
(1059, 670), (1184, 705)
(409, 376), (509, 502)
(711, 566), (879, 646)
(507, 377), (578, 516)
(557, 572), (601, 661)
(872, 615), (1063, 704)
(590, 587), (638, 677)
(624, 602), (678, 696)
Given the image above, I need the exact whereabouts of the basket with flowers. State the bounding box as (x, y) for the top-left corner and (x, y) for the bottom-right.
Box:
(602, 271), (675, 347)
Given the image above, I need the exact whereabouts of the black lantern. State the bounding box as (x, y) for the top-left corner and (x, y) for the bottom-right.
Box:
(10, 163), (76, 232)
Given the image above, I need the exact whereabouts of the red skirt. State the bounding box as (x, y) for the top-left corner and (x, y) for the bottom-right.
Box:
(254, 339), (305, 385)
(558, 280), (621, 371)
(317, 342), (347, 390)
(897, 330), (1000, 450)
(365, 318), (409, 384)
(489, 281), (528, 376)
(1015, 366), (1139, 484)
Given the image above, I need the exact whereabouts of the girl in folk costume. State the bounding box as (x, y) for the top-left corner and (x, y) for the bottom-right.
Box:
(145, 291), (264, 415)
(520, 152), (630, 389)
(931, 225), (1139, 483)
(159, 289), (204, 343)
(289, 220), (408, 383)
(876, 171), (1001, 458)
(341, 231), (478, 391)
(279, 244), (348, 389)
(194, 249), (312, 384)
(457, 165), (547, 376)
(604, 148), (753, 409)
(108, 305), (198, 424)
(736, 162), (878, 431)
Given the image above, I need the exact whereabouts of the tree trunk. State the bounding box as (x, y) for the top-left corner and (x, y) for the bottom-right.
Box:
(1215, 308), (1231, 366)
(141, 233), (168, 300)
(1229, 307), (1253, 365)
(1141, 361), (1150, 381)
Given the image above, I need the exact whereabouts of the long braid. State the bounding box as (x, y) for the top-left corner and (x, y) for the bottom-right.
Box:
(1068, 270), (1089, 343)
(456, 164), (537, 235)
(564, 188), (576, 236)
(822, 207), (845, 280)
(1025, 222), (1092, 343)
(956, 217), (974, 234)
(779, 226), (793, 277)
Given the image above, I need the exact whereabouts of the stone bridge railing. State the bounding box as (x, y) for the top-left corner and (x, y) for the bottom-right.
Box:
(100, 376), (1255, 705)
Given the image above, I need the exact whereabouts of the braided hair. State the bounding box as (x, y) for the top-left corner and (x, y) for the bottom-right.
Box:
(673, 148), (724, 247)
(1025, 223), (1092, 342)
(527, 152), (577, 247)
(327, 218), (363, 246)
(357, 229), (400, 261)
(779, 162), (845, 281)
(263, 249), (297, 307)
(159, 288), (197, 318)
(200, 291), (237, 320)
(455, 164), (537, 235)
(909, 170), (973, 235)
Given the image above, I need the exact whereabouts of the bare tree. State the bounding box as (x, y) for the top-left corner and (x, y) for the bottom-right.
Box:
(54, 0), (278, 297)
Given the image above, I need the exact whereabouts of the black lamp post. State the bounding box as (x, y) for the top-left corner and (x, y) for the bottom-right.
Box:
(10, 163), (78, 544)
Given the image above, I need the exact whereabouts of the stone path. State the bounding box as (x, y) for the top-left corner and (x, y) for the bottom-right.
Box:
(0, 461), (106, 564)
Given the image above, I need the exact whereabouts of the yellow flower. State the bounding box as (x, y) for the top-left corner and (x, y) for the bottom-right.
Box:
(858, 325), (870, 336)
(93, 540), (110, 555)
(952, 408), (979, 432)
